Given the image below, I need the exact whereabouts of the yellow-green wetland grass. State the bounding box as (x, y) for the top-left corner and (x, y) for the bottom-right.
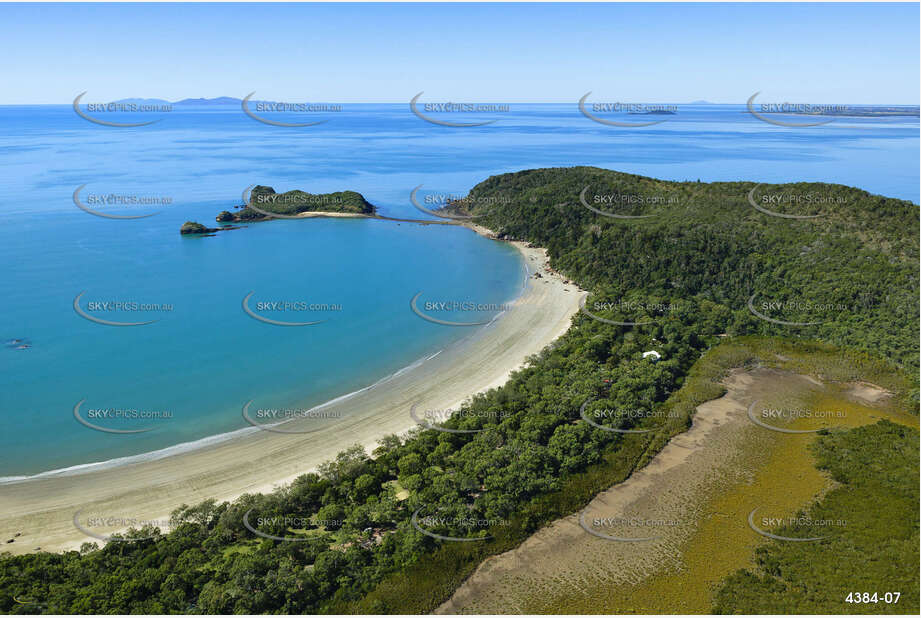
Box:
(437, 339), (918, 614)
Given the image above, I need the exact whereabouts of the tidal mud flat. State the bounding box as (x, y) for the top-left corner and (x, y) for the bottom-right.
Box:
(438, 366), (913, 614)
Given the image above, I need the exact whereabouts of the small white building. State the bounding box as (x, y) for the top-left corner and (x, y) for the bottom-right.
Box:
(642, 350), (662, 361)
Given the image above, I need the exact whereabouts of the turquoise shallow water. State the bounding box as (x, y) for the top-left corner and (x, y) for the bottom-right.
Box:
(0, 103), (917, 477)
(1, 207), (525, 477)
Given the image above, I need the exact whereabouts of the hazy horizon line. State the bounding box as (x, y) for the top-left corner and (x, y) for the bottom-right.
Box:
(5, 99), (920, 106)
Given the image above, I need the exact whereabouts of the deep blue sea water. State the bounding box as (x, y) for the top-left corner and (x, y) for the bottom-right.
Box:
(0, 103), (917, 477)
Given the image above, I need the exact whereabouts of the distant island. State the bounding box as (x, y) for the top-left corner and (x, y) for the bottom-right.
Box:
(180, 221), (216, 235)
(754, 105), (919, 118)
(627, 109), (677, 115)
(113, 96), (262, 106)
(110, 97), (172, 106)
(110, 96), (340, 108)
(182, 184), (462, 234)
(216, 185), (376, 223)
(173, 96), (242, 106)
(179, 221), (245, 236)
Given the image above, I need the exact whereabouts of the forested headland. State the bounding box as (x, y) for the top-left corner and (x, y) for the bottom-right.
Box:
(2, 167), (917, 614)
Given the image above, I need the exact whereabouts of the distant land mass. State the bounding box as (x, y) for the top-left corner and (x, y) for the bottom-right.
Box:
(628, 109), (677, 115)
(112, 96), (243, 106)
(110, 98), (172, 105)
(755, 105), (919, 118)
(191, 184), (459, 233)
(179, 221), (242, 236)
(216, 185), (376, 223)
(111, 96), (299, 107)
(179, 221), (220, 235)
(173, 96), (243, 106)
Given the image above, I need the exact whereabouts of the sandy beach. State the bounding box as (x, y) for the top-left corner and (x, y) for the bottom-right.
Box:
(293, 211), (371, 218)
(0, 225), (585, 555)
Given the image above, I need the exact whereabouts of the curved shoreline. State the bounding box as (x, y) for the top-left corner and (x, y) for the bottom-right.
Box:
(0, 225), (585, 554)
(2, 224), (529, 486)
(0, 348), (445, 486)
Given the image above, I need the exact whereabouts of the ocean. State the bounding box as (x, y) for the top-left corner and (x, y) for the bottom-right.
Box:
(0, 102), (917, 478)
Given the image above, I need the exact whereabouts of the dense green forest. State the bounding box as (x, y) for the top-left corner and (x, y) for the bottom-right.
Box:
(1, 167), (917, 614)
(461, 167), (918, 371)
(216, 185), (375, 222)
(713, 421), (919, 614)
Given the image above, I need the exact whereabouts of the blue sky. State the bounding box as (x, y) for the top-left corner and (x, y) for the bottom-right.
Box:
(2, 2), (918, 104)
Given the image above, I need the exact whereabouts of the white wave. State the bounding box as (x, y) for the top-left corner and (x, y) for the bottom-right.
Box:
(0, 347), (447, 486)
